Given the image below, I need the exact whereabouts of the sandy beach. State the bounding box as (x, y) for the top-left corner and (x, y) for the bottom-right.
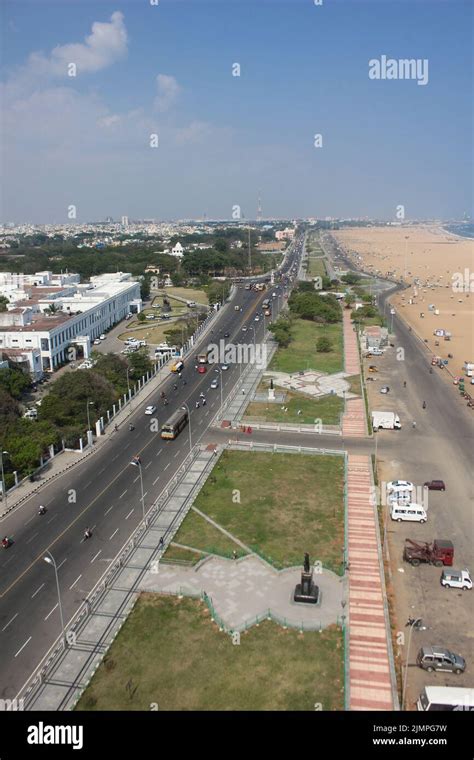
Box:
(332, 225), (474, 379)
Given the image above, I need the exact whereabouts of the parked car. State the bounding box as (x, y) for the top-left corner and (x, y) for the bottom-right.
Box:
(387, 480), (414, 493)
(99, 334), (106, 340)
(380, 385), (390, 394)
(391, 504), (427, 523)
(424, 480), (446, 491)
(23, 408), (38, 419)
(145, 405), (157, 415)
(416, 647), (466, 675)
(93, 339), (101, 345)
(368, 365), (378, 372)
(440, 569), (472, 590)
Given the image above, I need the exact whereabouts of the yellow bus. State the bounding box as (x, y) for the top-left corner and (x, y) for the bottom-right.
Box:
(160, 408), (189, 440)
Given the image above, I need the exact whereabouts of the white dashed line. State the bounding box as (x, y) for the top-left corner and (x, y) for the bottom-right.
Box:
(57, 558), (67, 571)
(104, 505), (114, 515)
(125, 509), (134, 520)
(69, 575), (82, 590)
(44, 604), (58, 621)
(46, 514), (58, 524)
(91, 550), (102, 563)
(25, 532), (39, 545)
(15, 637), (32, 658)
(2, 613), (18, 632)
(143, 492), (148, 499)
(119, 490), (128, 499)
(164, 463), (170, 471)
(133, 475), (139, 483)
(174, 450), (181, 458)
(31, 583), (45, 599)
(109, 529), (119, 540)
(24, 515), (36, 526)
(153, 475), (160, 485)
(145, 461), (151, 469)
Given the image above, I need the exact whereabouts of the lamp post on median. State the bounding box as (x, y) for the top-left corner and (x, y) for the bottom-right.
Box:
(1, 450), (10, 510)
(86, 399), (94, 444)
(180, 402), (193, 455)
(215, 367), (224, 418)
(44, 552), (66, 648)
(126, 367), (133, 411)
(129, 456), (146, 523)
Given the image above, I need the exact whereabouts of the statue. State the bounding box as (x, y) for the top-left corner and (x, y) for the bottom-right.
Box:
(304, 552), (310, 573)
(294, 552), (319, 605)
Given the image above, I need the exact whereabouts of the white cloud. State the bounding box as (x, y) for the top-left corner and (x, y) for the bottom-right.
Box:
(154, 74), (181, 112)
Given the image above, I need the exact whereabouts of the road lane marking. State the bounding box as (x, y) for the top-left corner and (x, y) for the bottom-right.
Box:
(24, 515), (36, 526)
(31, 583), (45, 599)
(69, 575), (82, 590)
(2, 613), (18, 631)
(44, 604), (58, 621)
(90, 550), (102, 563)
(109, 529), (119, 540)
(174, 450), (181, 458)
(143, 492), (148, 499)
(46, 514), (58, 524)
(133, 475), (139, 483)
(25, 532), (39, 545)
(145, 462), (151, 469)
(153, 475), (160, 485)
(164, 463), (170, 471)
(57, 558), (67, 571)
(125, 509), (134, 520)
(119, 490), (128, 499)
(104, 505), (114, 515)
(15, 637), (32, 657)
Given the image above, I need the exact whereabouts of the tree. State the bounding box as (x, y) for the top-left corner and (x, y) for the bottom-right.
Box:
(316, 336), (332, 353)
(127, 349), (153, 380)
(268, 318), (292, 348)
(341, 272), (362, 285)
(344, 293), (353, 309)
(0, 367), (31, 399)
(140, 274), (151, 301)
(137, 311), (147, 323)
(39, 371), (117, 432)
(93, 354), (129, 396)
(0, 296), (9, 312)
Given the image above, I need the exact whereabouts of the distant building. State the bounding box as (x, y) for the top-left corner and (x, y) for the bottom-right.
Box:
(275, 227), (295, 241)
(171, 242), (184, 258)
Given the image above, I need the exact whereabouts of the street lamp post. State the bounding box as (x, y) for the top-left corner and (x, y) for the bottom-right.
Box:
(1, 450), (10, 509)
(402, 617), (423, 711)
(44, 552), (66, 648)
(126, 367), (133, 411)
(129, 457), (146, 523)
(86, 399), (94, 444)
(181, 402), (193, 455)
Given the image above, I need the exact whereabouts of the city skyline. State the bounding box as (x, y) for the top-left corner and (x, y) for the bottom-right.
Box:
(1, 1), (472, 223)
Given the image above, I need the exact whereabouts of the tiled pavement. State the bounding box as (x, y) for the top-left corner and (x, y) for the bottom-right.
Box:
(347, 454), (395, 710)
(342, 312), (367, 437)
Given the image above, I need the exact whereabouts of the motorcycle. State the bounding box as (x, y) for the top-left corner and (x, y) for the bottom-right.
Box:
(129, 424), (135, 431)
(2, 537), (12, 549)
(38, 505), (47, 515)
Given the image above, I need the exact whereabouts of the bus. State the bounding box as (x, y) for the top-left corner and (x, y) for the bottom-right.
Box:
(160, 408), (189, 440)
(417, 686), (474, 711)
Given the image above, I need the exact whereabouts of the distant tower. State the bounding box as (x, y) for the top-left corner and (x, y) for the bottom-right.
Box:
(257, 192), (262, 222)
(121, 216), (129, 227)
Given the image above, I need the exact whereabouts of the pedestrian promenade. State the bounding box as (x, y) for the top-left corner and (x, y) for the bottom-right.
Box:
(342, 311), (367, 437)
(346, 454), (396, 710)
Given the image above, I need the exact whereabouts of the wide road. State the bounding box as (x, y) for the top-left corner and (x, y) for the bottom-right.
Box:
(0, 236), (304, 699)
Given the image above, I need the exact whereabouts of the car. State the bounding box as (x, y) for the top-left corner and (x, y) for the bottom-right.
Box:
(254, 316), (260, 322)
(99, 334), (106, 340)
(387, 480), (414, 493)
(223, 331), (230, 338)
(424, 480), (446, 491)
(210, 379), (219, 389)
(197, 365), (207, 374)
(242, 326), (247, 332)
(145, 405), (157, 415)
(221, 364), (229, 371)
(380, 386), (390, 394)
(440, 569), (472, 590)
(368, 365), (378, 372)
(93, 339), (101, 345)
(146, 315), (155, 320)
(416, 647), (466, 675)
(391, 504), (427, 523)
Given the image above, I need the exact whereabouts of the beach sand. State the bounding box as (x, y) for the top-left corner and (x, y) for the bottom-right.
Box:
(332, 225), (474, 378)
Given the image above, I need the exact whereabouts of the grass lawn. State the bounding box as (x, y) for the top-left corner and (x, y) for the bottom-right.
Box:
(245, 389), (343, 425)
(76, 595), (344, 711)
(165, 509), (249, 561)
(161, 286), (208, 305)
(270, 318), (343, 375)
(346, 374), (361, 396)
(161, 545), (204, 564)
(307, 257), (327, 278)
(117, 323), (179, 345)
(186, 450), (345, 572)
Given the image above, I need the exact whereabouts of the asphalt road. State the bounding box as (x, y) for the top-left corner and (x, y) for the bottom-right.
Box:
(0, 238), (304, 699)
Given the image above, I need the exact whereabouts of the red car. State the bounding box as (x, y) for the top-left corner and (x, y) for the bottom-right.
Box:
(197, 365), (207, 374)
(424, 480), (446, 491)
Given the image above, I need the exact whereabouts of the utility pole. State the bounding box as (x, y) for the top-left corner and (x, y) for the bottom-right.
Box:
(248, 226), (252, 272)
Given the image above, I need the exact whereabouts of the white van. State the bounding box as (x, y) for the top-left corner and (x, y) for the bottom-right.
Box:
(391, 504), (427, 523)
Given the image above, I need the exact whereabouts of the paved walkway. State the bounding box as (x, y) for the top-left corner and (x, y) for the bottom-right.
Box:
(346, 454), (396, 710)
(342, 311), (367, 437)
(141, 554), (345, 632)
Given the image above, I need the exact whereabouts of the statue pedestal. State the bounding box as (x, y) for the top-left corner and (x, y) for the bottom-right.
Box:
(294, 570), (319, 605)
(268, 388), (275, 400)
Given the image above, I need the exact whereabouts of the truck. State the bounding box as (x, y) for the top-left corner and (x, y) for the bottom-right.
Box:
(170, 359), (184, 373)
(195, 350), (210, 365)
(371, 411), (401, 430)
(403, 538), (454, 567)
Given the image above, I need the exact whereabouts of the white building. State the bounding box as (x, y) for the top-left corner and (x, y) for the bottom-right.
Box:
(0, 271), (141, 377)
(171, 242), (184, 257)
(275, 227), (295, 241)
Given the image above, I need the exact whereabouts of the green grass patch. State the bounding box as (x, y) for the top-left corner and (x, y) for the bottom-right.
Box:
(245, 389), (343, 425)
(345, 374), (361, 396)
(307, 257), (327, 278)
(190, 450), (344, 573)
(169, 509), (249, 560)
(270, 318), (343, 375)
(161, 286), (208, 305)
(76, 595), (344, 711)
(161, 545), (204, 564)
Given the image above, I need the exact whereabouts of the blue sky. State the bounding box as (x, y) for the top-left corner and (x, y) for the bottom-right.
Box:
(1, 0), (472, 223)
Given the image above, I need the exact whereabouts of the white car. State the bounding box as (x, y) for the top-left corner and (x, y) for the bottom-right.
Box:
(440, 569), (472, 591)
(242, 326), (247, 332)
(380, 386), (390, 394)
(93, 339), (101, 345)
(386, 480), (414, 493)
(221, 364), (229, 371)
(146, 315), (155, 320)
(391, 504), (427, 523)
(99, 334), (106, 340)
(254, 316), (260, 322)
(145, 405), (156, 415)
(210, 379), (219, 389)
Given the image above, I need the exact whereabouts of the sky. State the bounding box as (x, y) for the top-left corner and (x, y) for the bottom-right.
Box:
(1, 0), (472, 224)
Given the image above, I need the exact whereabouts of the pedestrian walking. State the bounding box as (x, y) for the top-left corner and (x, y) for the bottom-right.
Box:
(159, 537), (164, 549)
